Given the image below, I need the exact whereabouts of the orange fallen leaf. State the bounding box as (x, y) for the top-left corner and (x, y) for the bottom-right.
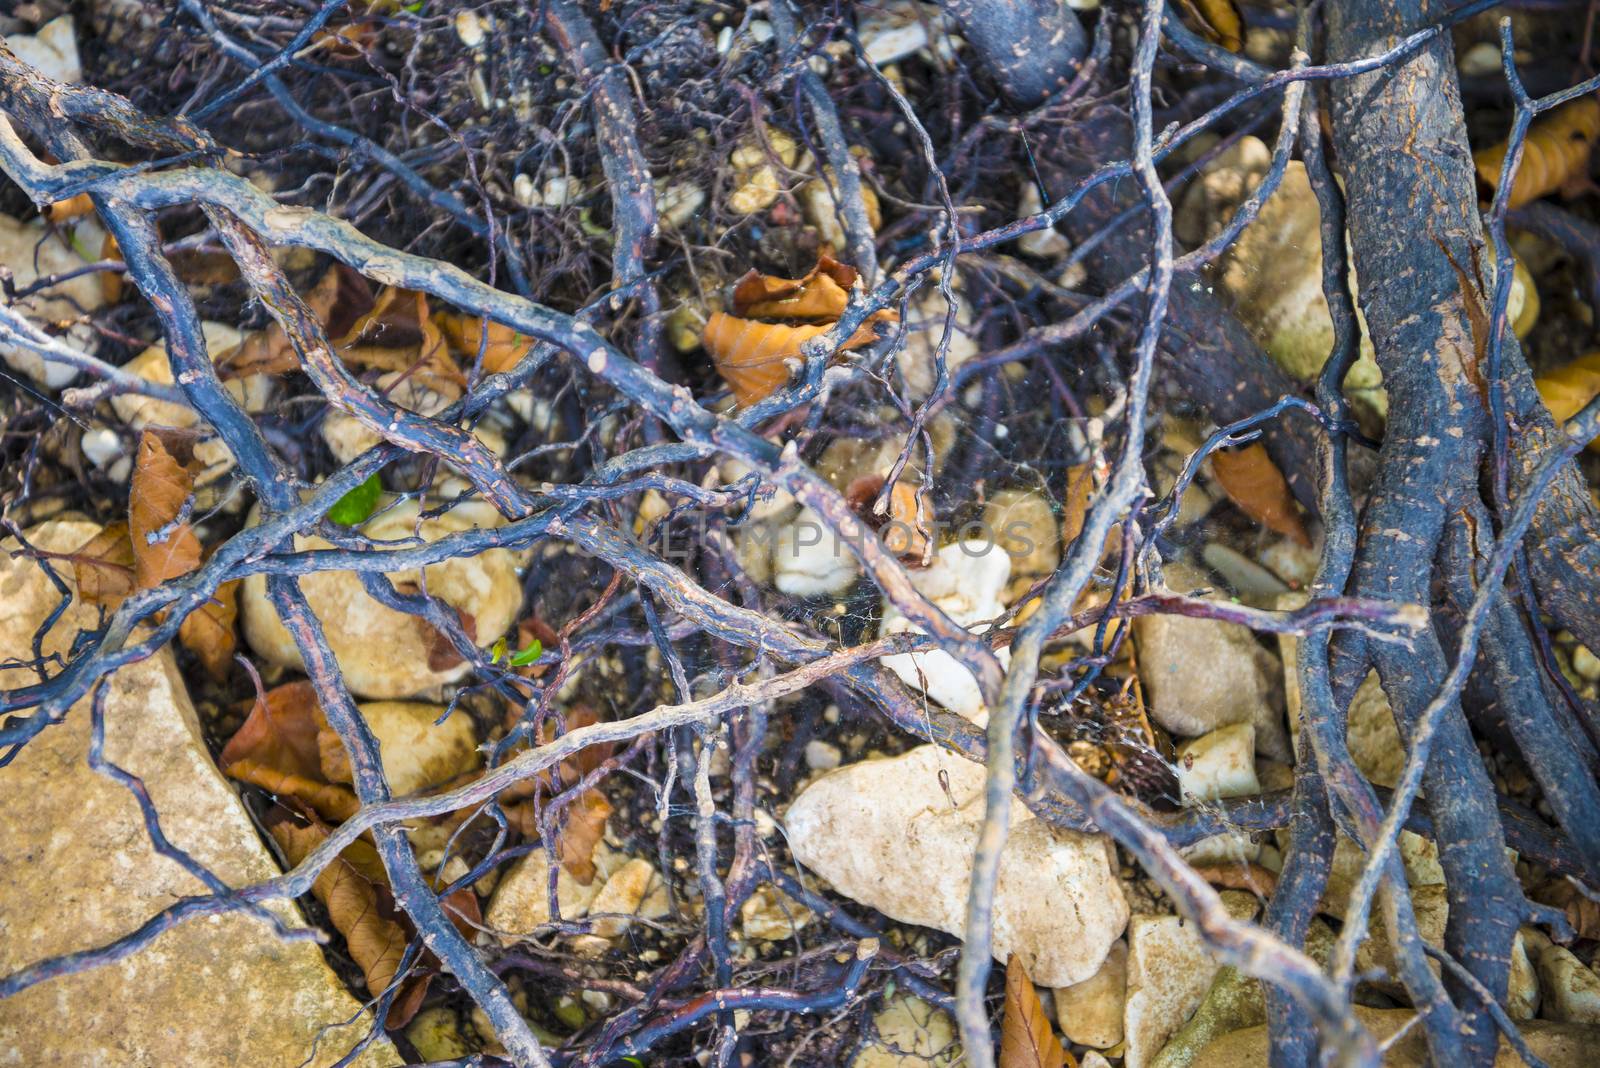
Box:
(1209, 442), (1310, 547)
(335, 288), (466, 396)
(177, 574), (239, 680)
(1475, 96), (1600, 210)
(219, 264), (371, 379)
(220, 681), (360, 822)
(703, 314), (890, 406)
(436, 312), (535, 374)
(845, 473), (931, 564)
(1000, 955), (1072, 1068)
(69, 520), (137, 608)
(731, 254), (859, 320)
(43, 193), (94, 223)
(1060, 462), (1094, 547)
(129, 428), (203, 590)
(559, 788), (613, 885)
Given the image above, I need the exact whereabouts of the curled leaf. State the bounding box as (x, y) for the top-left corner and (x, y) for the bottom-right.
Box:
(219, 264), (371, 379)
(731, 255), (859, 320)
(220, 681), (360, 822)
(328, 473), (384, 527)
(1172, 0), (1244, 52)
(1208, 442), (1310, 547)
(703, 314), (891, 406)
(69, 520), (137, 608)
(1475, 96), (1600, 210)
(1000, 955), (1071, 1068)
(1060, 462), (1094, 547)
(43, 192), (94, 222)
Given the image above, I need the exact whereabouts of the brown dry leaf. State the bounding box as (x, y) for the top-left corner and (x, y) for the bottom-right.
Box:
(1536, 350), (1600, 453)
(436, 312), (535, 374)
(499, 703), (618, 835)
(336, 288), (466, 397)
(559, 788), (613, 885)
(98, 233), (123, 304)
(731, 255), (859, 320)
(270, 816), (428, 1027)
(703, 314), (890, 406)
(421, 610), (477, 672)
(999, 955), (1071, 1068)
(1537, 879), (1600, 940)
(1191, 862), (1278, 897)
(1475, 97), (1600, 209)
(219, 264), (371, 379)
(1060, 462), (1094, 546)
(846, 474), (931, 564)
(129, 428), (204, 590)
(178, 577), (239, 680)
(1209, 443), (1310, 547)
(220, 681), (360, 822)
(69, 520), (137, 608)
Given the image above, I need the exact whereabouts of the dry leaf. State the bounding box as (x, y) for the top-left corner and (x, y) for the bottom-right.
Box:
(1061, 462), (1094, 546)
(1536, 879), (1600, 940)
(270, 815), (428, 1027)
(220, 681), (360, 822)
(1190, 862), (1278, 897)
(98, 232), (122, 304)
(559, 788), (613, 885)
(1000, 955), (1071, 1068)
(845, 473), (931, 564)
(178, 576), (239, 680)
(436, 312), (535, 374)
(499, 703), (618, 840)
(43, 193), (94, 222)
(703, 314), (889, 406)
(1209, 442), (1310, 547)
(731, 255), (859, 320)
(1173, 0), (1244, 51)
(420, 609), (477, 672)
(1535, 350), (1600, 452)
(1475, 97), (1600, 210)
(219, 264), (371, 379)
(336, 288), (466, 397)
(129, 428), (203, 589)
(69, 520), (137, 608)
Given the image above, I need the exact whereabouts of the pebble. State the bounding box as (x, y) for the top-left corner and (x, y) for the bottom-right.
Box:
(804, 739), (842, 771)
(1573, 644), (1600, 681)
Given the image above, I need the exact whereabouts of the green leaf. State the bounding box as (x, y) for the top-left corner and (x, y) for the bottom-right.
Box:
(327, 474), (382, 527)
(507, 638), (543, 667)
(489, 636), (508, 664)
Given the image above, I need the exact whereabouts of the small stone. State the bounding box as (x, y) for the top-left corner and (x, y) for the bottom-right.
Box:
(453, 9), (485, 48)
(1175, 723), (1260, 805)
(1510, 928), (1541, 1021)
(484, 846), (618, 941)
(1016, 182), (1071, 258)
(1528, 928), (1600, 1023)
(1054, 939), (1126, 1048)
(1458, 40), (1503, 78)
(804, 739), (843, 771)
(879, 540), (1013, 722)
(355, 701), (479, 797)
(79, 427), (123, 469)
(982, 488), (1061, 601)
(1320, 829), (1443, 919)
(739, 884), (811, 942)
(785, 744), (1127, 986)
(853, 995), (961, 1067)
(895, 287), (979, 400)
(1199, 543), (1288, 604)
(773, 505), (861, 596)
(4, 15), (80, 84)
(407, 1007), (472, 1061)
(801, 170), (883, 249)
(514, 173), (537, 207)
(1353, 884), (1448, 997)
(542, 175), (580, 209)
(1122, 893), (1259, 1068)
(588, 858), (664, 938)
(1135, 564), (1290, 759)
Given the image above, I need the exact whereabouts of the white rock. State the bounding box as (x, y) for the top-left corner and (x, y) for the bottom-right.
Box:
(1175, 723), (1260, 805)
(453, 9), (485, 49)
(1510, 928), (1541, 1021)
(1528, 929), (1600, 1024)
(239, 497), (522, 699)
(4, 16), (81, 84)
(1352, 884), (1448, 997)
(1573, 645), (1600, 682)
(982, 488), (1060, 600)
(514, 173), (537, 207)
(785, 744), (1127, 986)
(0, 520), (395, 1066)
(542, 175), (580, 209)
(1080, 1053), (1113, 1068)
(773, 505), (862, 596)
(1134, 565), (1289, 759)
(1122, 894), (1259, 1068)
(719, 457), (797, 523)
(0, 214), (103, 389)
(1200, 543), (1288, 604)
(804, 739), (843, 771)
(1054, 939), (1126, 1048)
(657, 180), (707, 229)
(320, 372), (502, 466)
(880, 540), (1012, 722)
(1017, 182), (1071, 258)
(79, 426), (123, 469)
(1458, 40), (1503, 78)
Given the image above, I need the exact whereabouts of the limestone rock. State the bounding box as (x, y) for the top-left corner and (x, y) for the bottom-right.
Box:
(0, 214), (104, 389)
(484, 845), (620, 942)
(1135, 566), (1289, 759)
(1352, 884), (1449, 998)
(895, 287), (979, 400)
(1122, 892), (1259, 1068)
(785, 744), (1127, 986)
(982, 488), (1061, 601)
(240, 497), (522, 699)
(1320, 830), (1443, 920)
(0, 520), (394, 1066)
(110, 322), (275, 487)
(773, 505), (861, 596)
(587, 858), (668, 939)
(1175, 723), (1262, 867)
(741, 884), (812, 942)
(1188, 1006), (1600, 1068)
(1054, 939), (1126, 1048)
(355, 701), (480, 796)
(853, 995), (961, 1068)
(4, 16), (80, 85)
(1527, 928), (1600, 1024)
(1510, 928), (1541, 1021)
(879, 540), (1013, 722)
